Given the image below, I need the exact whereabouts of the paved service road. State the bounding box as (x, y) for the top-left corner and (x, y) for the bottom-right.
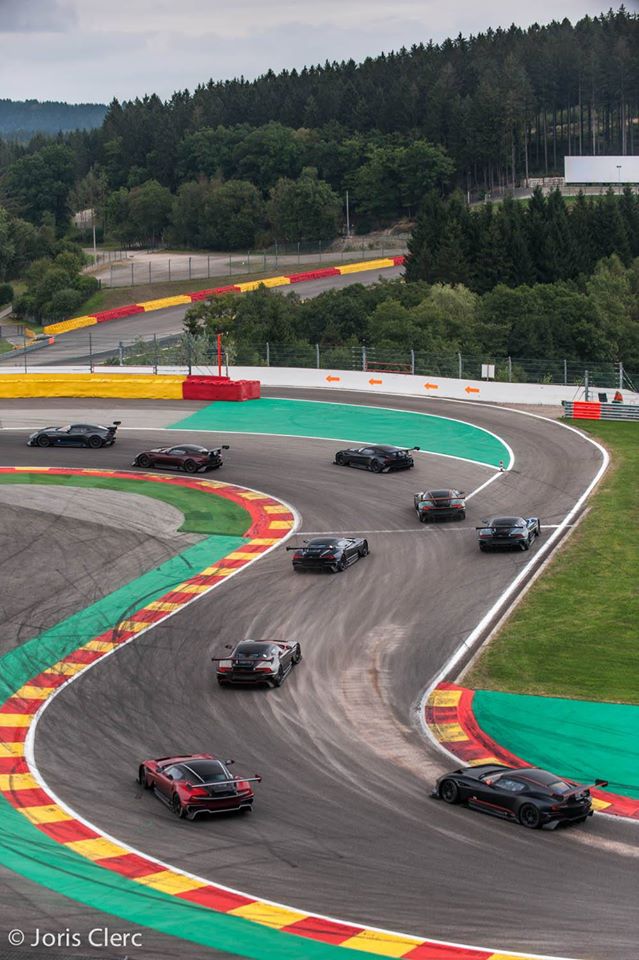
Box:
(1, 391), (637, 960)
(1, 267), (404, 368)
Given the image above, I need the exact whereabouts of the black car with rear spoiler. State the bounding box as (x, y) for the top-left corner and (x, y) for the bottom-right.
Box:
(28, 421), (121, 448)
(334, 444), (419, 473)
(477, 516), (541, 551)
(414, 489), (466, 522)
(287, 536), (369, 573)
(433, 763), (608, 829)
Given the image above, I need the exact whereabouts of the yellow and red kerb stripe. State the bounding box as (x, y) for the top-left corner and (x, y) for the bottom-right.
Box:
(425, 682), (639, 820)
(0, 467), (542, 958)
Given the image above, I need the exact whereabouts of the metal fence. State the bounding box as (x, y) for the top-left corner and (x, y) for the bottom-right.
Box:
(5, 331), (636, 392)
(89, 240), (408, 289)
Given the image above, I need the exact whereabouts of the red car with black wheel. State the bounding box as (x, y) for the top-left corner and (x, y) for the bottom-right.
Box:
(138, 753), (261, 819)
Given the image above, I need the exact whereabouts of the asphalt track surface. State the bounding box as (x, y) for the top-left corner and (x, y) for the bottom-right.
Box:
(3, 266), (404, 367)
(1, 389), (638, 960)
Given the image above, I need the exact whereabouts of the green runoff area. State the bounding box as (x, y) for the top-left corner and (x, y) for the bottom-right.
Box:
(0, 471), (396, 958)
(171, 397), (511, 469)
(465, 420), (639, 798)
(0, 471), (249, 536)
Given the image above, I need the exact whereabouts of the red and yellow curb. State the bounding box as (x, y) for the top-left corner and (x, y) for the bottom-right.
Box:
(425, 683), (639, 820)
(45, 257), (406, 336)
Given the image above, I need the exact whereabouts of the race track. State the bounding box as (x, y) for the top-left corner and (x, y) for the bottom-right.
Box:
(1, 389), (637, 960)
(4, 266), (404, 367)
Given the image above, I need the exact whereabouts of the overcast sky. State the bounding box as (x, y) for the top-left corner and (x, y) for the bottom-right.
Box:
(0, 0), (633, 105)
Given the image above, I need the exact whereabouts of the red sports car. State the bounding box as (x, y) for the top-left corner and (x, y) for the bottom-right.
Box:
(138, 753), (261, 819)
(133, 443), (229, 473)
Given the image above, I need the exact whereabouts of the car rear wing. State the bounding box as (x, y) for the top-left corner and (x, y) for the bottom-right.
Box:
(211, 656), (275, 662)
(198, 776), (262, 786)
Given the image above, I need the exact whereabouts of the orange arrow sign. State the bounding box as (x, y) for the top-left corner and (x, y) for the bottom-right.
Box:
(465, 385), (480, 394)
(326, 375), (341, 382)
(369, 378), (382, 385)
(424, 382), (439, 390)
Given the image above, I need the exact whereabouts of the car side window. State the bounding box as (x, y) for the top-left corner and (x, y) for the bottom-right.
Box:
(496, 777), (526, 793)
(163, 766), (184, 780)
(169, 448), (185, 455)
(361, 448), (375, 455)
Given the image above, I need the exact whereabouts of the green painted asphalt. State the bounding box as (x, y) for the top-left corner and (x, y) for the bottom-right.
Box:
(0, 532), (245, 703)
(473, 690), (639, 798)
(0, 472), (250, 536)
(0, 797), (373, 960)
(171, 398), (511, 469)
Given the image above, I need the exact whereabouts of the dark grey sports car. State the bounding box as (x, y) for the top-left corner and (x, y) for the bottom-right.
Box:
(414, 489), (466, 522)
(214, 639), (302, 687)
(334, 445), (419, 473)
(287, 536), (369, 572)
(433, 763), (607, 829)
(27, 421), (121, 448)
(477, 516), (541, 551)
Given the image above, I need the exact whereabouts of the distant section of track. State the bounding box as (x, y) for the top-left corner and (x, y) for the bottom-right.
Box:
(3, 266), (403, 367)
(1, 389), (637, 959)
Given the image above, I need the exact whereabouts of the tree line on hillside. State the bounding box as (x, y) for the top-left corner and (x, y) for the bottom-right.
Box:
(406, 186), (639, 292)
(182, 253), (639, 372)
(0, 8), (636, 247)
(0, 100), (106, 140)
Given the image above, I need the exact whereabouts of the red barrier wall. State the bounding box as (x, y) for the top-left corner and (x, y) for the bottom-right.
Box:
(181, 376), (261, 401)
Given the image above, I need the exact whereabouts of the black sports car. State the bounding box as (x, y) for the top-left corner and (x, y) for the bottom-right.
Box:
(414, 489), (466, 522)
(214, 639), (302, 687)
(133, 443), (229, 473)
(287, 536), (369, 573)
(477, 516), (541, 551)
(27, 421), (121, 448)
(433, 764), (607, 828)
(334, 444), (419, 473)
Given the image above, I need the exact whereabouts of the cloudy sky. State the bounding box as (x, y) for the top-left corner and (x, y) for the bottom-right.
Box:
(0, 0), (632, 105)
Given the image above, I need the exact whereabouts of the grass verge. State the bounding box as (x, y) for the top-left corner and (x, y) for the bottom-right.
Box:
(0, 472), (251, 537)
(465, 420), (639, 703)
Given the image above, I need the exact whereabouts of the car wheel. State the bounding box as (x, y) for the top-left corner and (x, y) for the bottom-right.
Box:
(37, 435), (51, 447)
(369, 460), (383, 473)
(217, 678), (229, 687)
(520, 539), (530, 551)
(171, 793), (186, 819)
(479, 543), (488, 552)
(183, 459), (198, 474)
(335, 453), (346, 466)
(536, 521), (541, 536)
(419, 513), (428, 523)
(458, 512), (466, 520)
(518, 803), (542, 829)
(272, 667), (285, 687)
(138, 766), (150, 789)
(359, 542), (369, 558)
(88, 435), (103, 449)
(292, 645), (302, 664)
(137, 454), (152, 468)
(439, 779), (460, 804)
(337, 557), (347, 572)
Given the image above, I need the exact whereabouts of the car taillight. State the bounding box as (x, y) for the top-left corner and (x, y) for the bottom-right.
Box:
(217, 660), (232, 672)
(512, 533), (524, 538)
(323, 554), (335, 560)
(293, 551), (303, 559)
(256, 663), (275, 672)
(189, 787), (209, 798)
(236, 781), (250, 793)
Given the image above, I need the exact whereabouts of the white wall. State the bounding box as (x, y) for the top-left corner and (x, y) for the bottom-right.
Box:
(2, 364), (637, 406)
(564, 156), (639, 184)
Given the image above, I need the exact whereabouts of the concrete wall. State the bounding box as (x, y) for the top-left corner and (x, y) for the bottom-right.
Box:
(1, 364), (637, 406)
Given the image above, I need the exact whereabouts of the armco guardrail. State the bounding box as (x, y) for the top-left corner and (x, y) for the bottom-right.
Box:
(563, 400), (639, 420)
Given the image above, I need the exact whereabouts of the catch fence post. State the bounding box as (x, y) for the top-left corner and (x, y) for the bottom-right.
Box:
(507, 356), (512, 382)
(188, 257), (192, 281)
(564, 358), (568, 385)
(168, 259), (171, 282)
(266, 342), (270, 367)
(410, 349), (415, 375)
(89, 331), (94, 373)
(153, 334), (159, 375)
(316, 343), (320, 369)
(207, 255), (210, 278)
(131, 263), (134, 285)
(118, 341), (124, 366)
(23, 335), (28, 373)
(584, 369), (589, 401)
(458, 351), (462, 379)
(148, 262), (151, 285)
(362, 345), (367, 371)
(619, 361), (624, 390)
